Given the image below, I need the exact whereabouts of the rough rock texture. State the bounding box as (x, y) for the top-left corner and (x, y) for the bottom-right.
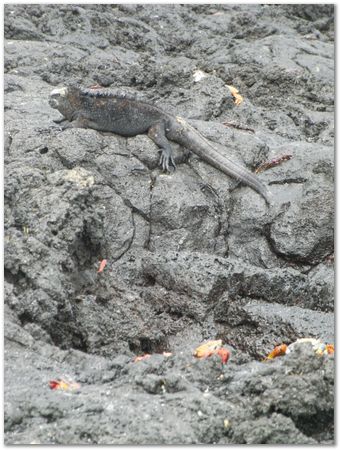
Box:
(4, 4), (334, 444)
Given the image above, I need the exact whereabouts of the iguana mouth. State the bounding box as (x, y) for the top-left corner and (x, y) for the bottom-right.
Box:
(48, 97), (59, 109)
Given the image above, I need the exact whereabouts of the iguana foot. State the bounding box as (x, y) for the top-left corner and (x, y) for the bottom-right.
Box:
(159, 149), (176, 172)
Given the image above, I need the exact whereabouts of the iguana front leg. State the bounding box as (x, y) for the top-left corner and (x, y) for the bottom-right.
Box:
(55, 111), (96, 130)
(53, 117), (68, 124)
(148, 121), (176, 172)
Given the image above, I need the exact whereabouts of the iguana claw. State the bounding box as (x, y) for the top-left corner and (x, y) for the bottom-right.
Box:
(159, 149), (176, 172)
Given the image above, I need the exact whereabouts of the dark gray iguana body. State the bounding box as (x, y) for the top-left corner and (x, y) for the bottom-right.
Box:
(49, 85), (272, 204)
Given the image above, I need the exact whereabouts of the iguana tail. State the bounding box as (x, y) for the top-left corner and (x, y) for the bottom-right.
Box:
(171, 117), (273, 205)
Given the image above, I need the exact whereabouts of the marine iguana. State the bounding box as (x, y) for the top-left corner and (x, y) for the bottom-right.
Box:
(49, 85), (272, 204)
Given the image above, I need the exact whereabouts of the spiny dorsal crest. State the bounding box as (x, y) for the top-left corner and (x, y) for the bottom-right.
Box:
(79, 86), (148, 102)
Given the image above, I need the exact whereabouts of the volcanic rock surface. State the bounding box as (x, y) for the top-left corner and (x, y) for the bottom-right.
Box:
(4, 4), (334, 444)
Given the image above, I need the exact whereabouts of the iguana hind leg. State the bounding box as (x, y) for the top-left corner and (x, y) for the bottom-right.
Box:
(148, 121), (176, 172)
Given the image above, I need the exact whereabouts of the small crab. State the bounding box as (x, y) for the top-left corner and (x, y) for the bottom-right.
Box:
(193, 340), (230, 364)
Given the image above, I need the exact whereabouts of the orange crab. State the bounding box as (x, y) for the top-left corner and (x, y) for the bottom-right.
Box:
(264, 339), (335, 361)
(264, 344), (288, 360)
(97, 259), (107, 273)
(226, 85), (243, 106)
(133, 354), (152, 362)
(49, 379), (80, 391)
(193, 340), (230, 364)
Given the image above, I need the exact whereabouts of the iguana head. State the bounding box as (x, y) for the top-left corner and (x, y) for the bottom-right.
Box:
(49, 85), (81, 120)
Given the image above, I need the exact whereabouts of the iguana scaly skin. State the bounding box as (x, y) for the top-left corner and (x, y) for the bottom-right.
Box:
(49, 85), (273, 204)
